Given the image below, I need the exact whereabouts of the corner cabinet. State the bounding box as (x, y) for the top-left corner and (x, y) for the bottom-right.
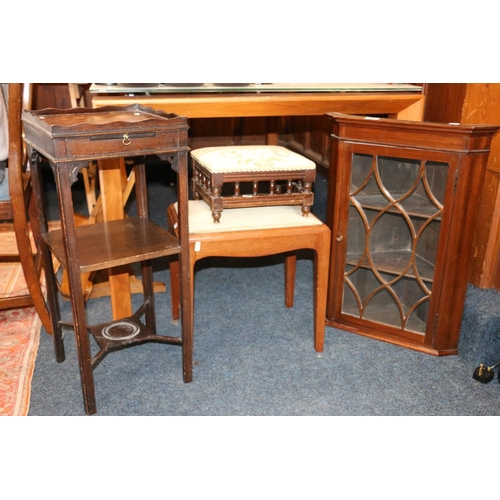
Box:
(325, 113), (500, 355)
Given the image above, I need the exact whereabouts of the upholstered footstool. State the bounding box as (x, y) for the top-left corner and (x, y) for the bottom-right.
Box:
(191, 145), (316, 223)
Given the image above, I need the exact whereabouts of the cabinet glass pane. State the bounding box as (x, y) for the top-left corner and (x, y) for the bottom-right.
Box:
(343, 153), (448, 333)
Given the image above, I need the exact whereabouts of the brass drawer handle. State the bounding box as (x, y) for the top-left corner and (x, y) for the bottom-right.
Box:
(336, 235), (344, 242)
(122, 134), (131, 146)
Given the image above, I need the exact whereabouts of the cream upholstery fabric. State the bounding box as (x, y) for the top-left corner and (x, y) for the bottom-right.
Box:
(191, 145), (316, 173)
(175, 200), (323, 234)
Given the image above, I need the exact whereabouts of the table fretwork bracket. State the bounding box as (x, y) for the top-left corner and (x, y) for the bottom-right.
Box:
(30, 149), (88, 185)
(158, 153), (178, 173)
(49, 159), (90, 185)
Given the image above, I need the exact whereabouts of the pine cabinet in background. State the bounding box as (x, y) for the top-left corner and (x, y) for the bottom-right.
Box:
(325, 113), (500, 355)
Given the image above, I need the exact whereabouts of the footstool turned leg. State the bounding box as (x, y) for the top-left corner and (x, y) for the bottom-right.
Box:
(211, 185), (222, 223)
(302, 182), (313, 216)
(212, 210), (222, 223)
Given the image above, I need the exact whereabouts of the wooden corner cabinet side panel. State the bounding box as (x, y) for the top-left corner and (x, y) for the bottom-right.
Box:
(325, 113), (500, 356)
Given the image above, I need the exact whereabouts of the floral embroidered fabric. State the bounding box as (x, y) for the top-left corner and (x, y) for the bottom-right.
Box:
(191, 145), (316, 173)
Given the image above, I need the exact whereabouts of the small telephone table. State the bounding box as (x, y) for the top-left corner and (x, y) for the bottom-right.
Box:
(22, 104), (192, 415)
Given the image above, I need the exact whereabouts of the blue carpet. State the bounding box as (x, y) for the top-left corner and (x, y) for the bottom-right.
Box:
(28, 257), (500, 415)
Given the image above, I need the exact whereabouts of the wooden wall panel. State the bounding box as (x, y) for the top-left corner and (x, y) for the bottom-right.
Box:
(32, 83), (92, 110)
(32, 83), (73, 109)
(423, 84), (467, 123)
(280, 115), (331, 169)
(187, 117), (268, 150)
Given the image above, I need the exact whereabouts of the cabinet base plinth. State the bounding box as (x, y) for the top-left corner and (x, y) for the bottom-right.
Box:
(325, 319), (459, 357)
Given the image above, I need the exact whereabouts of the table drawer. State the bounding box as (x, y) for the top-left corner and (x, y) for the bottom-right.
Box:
(56, 129), (182, 159)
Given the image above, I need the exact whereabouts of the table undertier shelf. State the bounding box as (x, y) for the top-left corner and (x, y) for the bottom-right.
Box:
(43, 217), (180, 273)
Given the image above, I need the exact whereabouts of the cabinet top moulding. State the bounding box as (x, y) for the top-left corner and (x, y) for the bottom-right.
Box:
(326, 113), (500, 153)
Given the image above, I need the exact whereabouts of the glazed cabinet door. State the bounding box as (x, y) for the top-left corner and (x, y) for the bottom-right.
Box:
(328, 142), (457, 348)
